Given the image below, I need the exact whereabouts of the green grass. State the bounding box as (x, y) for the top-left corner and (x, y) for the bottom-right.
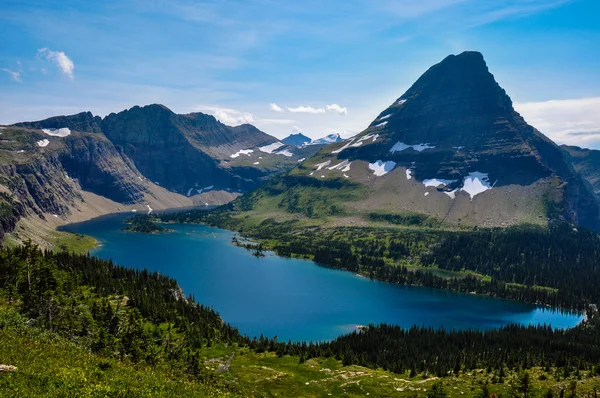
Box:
(48, 230), (97, 254)
(203, 346), (600, 398)
(0, 329), (235, 398)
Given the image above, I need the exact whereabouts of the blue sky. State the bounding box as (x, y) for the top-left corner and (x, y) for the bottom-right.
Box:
(1, 0), (599, 146)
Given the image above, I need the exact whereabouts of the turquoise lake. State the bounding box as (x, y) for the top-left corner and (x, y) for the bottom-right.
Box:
(63, 213), (583, 342)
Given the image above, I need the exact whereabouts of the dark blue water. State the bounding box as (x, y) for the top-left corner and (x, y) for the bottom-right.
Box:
(63, 213), (583, 342)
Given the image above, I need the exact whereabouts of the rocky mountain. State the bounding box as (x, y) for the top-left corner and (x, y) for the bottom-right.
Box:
(562, 145), (600, 197)
(310, 133), (343, 146)
(282, 133), (312, 147)
(0, 105), (318, 245)
(231, 51), (600, 231)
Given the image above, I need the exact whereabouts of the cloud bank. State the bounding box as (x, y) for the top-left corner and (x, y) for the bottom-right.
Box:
(515, 97), (600, 148)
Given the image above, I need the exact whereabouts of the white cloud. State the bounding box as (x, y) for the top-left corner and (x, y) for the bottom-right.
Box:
(37, 48), (75, 80)
(192, 105), (295, 127)
(286, 105), (327, 114)
(1, 68), (21, 82)
(326, 104), (348, 115)
(278, 104), (348, 115)
(270, 103), (283, 112)
(515, 97), (600, 148)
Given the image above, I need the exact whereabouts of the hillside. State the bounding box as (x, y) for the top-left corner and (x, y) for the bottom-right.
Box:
(0, 105), (323, 248)
(218, 52), (600, 231)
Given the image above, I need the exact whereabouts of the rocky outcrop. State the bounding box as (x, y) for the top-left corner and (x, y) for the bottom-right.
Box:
(59, 132), (147, 203)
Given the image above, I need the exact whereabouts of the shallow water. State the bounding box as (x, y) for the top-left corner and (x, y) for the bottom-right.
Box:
(63, 213), (583, 342)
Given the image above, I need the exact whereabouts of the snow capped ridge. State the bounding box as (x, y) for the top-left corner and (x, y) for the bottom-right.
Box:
(309, 133), (343, 145)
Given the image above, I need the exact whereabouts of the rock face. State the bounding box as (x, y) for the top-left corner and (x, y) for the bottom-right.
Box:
(244, 52), (600, 230)
(282, 133), (312, 147)
(0, 105), (311, 240)
(562, 145), (600, 197)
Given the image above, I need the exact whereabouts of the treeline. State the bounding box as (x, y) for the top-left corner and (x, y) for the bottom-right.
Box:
(0, 243), (245, 379)
(122, 214), (171, 234)
(2, 244), (600, 380)
(160, 209), (600, 311)
(422, 222), (600, 307)
(297, 319), (600, 378)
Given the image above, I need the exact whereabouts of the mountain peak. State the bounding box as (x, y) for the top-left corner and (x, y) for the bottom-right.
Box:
(282, 132), (312, 147)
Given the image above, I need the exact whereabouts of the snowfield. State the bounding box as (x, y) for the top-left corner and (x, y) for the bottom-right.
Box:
(462, 172), (492, 199)
(36, 139), (50, 147)
(230, 149), (253, 158)
(368, 160), (396, 176)
(42, 127), (71, 137)
(422, 178), (457, 188)
(258, 142), (285, 153)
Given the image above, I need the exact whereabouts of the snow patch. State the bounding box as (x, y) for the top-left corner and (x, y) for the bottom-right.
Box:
(444, 189), (458, 199)
(397, 99), (407, 105)
(131, 209), (137, 212)
(375, 121), (388, 128)
(423, 178), (457, 188)
(368, 160), (396, 176)
(41, 127), (71, 137)
(36, 139), (50, 147)
(462, 172), (492, 200)
(276, 149), (294, 157)
(203, 185), (214, 190)
(253, 161), (260, 165)
(342, 162), (352, 172)
(343, 174), (350, 179)
(332, 139), (355, 154)
(424, 192), (429, 196)
(378, 114), (392, 121)
(406, 169), (412, 180)
(186, 188), (194, 197)
(298, 158), (306, 162)
(146, 205), (153, 214)
(259, 142), (285, 153)
(390, 141), (435, 153)
(328, 160), (350, 170)
(230, 149), (253, 158)
(315, 160), (331, 171)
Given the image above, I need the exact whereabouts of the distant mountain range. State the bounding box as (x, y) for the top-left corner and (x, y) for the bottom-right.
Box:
(3, 51), (600, 248)
(224, 51), (600, 231)
(0, 104), (325, 245)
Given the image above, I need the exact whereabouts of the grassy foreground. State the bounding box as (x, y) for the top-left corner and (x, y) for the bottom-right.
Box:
(2, 324), (600, 398)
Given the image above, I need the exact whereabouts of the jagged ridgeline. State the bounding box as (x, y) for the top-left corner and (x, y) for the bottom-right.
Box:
(0, 105), (327, 245)
(225, 51), (600, 231)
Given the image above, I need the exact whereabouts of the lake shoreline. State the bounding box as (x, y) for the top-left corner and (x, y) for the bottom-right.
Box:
(60, 213), (585, 342)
